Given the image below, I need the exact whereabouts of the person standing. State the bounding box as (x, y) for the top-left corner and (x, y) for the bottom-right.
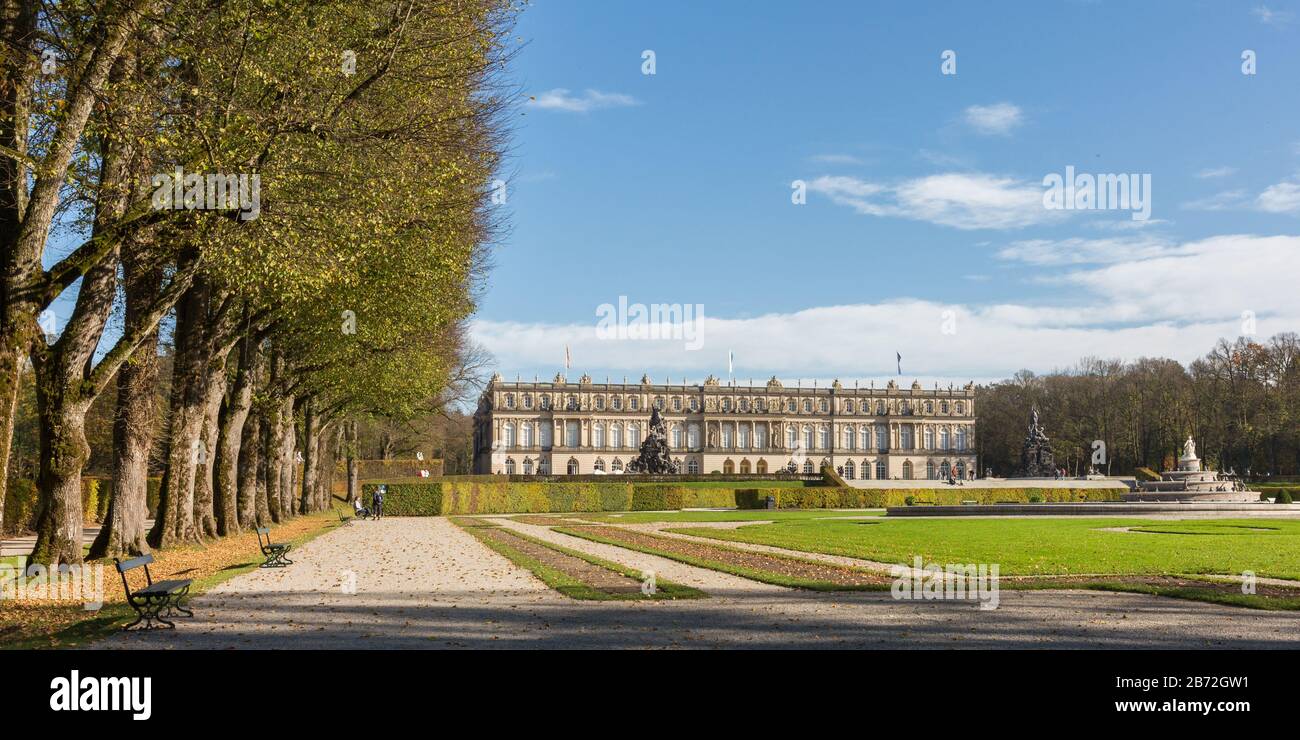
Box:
(372, 485), (386, 520)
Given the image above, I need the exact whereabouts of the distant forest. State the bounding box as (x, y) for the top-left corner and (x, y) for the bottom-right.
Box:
(976, 334), (1300, 478)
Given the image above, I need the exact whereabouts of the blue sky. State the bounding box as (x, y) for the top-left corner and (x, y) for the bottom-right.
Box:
(475, 0), (1300, 386)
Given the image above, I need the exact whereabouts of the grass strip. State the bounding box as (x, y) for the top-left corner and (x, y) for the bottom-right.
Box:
(553, 526), (889, 592)
(458, 522), (703, 601)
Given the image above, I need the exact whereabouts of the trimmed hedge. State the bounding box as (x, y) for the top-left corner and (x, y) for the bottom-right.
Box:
(759, 486), (1123, 509)
(361, 480), (1126, 515)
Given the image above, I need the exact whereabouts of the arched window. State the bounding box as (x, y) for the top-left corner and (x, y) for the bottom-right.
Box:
(565, 421), (579, 447)
(786, 399), (796, 412)
(927, 460), (936, 479)
(923, 427), (934, 450)
(722, 424), (734, 448)
(611, 458), (623, 473)
(738, 424), (750, 448)
(803, 425), (814, 450)
(505, 393), (516, 409)
(523, 458), (533, 475)
(956, 460), (967, 478)
(956, 427), (968, 451)
(688, 424), (700, 449)
(803, 399), (813, 413)
(818, 426), (830, 450)
(503, 422), (515, 448)
(939, 427), (950, 450)
(538, 458), (550, 475)
(755, 425), (768, 448)
(860, 459), (871, 479)
(843, 425), (855, 450)
(843, 460), (855, 479)
(875, 424), (888, 451)
(521, 423), (533, 447)
(739, 459), (751, 474)
(940, 460), (951, 479)
(875, 461), (886, 480)
(627, 423), (640, 447)
(592, 422), (605, 448)
(756, 459), (767, 474)
(593, 458), (606, 472)
(610, 424), (622, 448)
(540, 423), (553, 448)
(900, 425), (914, 450)
(859, 425), (870, 450)
(504, 458), (516, 474)
(786, 425), (797, 448)
(672, 425), (682, 448)
(566, 458), (580, 474)
(687, 458), (700, 474)
(723, 459), (735, 475)
(802, 460), (814, 474)
(902, 460), (913, 480)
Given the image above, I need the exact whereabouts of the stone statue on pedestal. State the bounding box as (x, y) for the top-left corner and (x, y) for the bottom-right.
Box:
(1015, 405), (1056, 477)
(626, 406), (680, 474)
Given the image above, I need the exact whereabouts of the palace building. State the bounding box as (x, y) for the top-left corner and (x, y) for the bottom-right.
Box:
(472, 373), (978, 481)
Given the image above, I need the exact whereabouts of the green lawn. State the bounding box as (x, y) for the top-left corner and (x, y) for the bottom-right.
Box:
(670, 517), (1300, 581)
(576, 509), (884, 524)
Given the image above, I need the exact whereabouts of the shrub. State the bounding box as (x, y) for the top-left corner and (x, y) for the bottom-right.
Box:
(1277, 489), (1294, 504)
(3, 478), (38, 535)
(1027, 493), (1043, 503)
(904, 495), (916, 506)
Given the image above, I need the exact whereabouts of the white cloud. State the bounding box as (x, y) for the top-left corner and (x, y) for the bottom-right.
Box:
(1256, 182), (1300, 213)
(963, 103), (1024, 136)
(997, 236), (1184, 265)
(1182, 180), (1300, 214)
(808, 153), (865, 165)
(527, 88), (640, 113)
(1195, 166), (1236, 179)
(1253, 6), (1295, 25)
(808, 172), (1061, 230)
(1181, 189), (1249, 211)
(472, 235), (1300, 382)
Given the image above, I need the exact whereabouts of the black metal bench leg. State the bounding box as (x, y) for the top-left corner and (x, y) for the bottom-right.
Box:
(164, 587), (194, 619)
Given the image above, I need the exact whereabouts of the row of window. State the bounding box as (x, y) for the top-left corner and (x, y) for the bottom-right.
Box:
(501, 392), (968, 416)
(501, 419), (970, 452)
(502, 456), (971, 479)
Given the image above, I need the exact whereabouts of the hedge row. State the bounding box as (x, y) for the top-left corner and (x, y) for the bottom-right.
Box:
(762, 486), (1123, 509)
(2, 477), (162, 536)
(361, 480), (1126, 515)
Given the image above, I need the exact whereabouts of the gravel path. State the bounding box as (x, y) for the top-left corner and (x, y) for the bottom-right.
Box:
(94, 517), (1300, 650)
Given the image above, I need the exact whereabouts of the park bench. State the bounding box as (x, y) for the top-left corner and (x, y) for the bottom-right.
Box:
(255, 526), (294, 567)
(114, 554), (193, 631)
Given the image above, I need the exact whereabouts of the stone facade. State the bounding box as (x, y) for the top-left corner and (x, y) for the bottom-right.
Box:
(472, 373), (978, 480)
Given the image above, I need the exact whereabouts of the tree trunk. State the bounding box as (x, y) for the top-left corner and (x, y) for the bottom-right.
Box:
(346, 419), (359, 504)
(87, 329), (158, 560)
(149, 279), (211, 549)
(192, 357), (226, 539)
(241, 411), (263, 527)
(220, 337), (261, 531)
(28, 384), (94, 566)
(278, 396), (297, 516)
(299, 397), (320, 513)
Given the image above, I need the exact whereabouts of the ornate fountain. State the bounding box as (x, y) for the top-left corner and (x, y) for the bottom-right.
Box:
(1124, 437), (1259, 502)
(625, 406), (681, 474)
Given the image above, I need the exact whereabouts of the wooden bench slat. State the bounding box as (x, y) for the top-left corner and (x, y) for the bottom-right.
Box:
(116, 554), (154, 573)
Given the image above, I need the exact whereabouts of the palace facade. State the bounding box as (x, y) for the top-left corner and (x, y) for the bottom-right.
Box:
(472, 373), (978, 481)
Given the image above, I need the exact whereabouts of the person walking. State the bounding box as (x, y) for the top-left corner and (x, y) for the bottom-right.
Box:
(372, 484), (385, 520)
